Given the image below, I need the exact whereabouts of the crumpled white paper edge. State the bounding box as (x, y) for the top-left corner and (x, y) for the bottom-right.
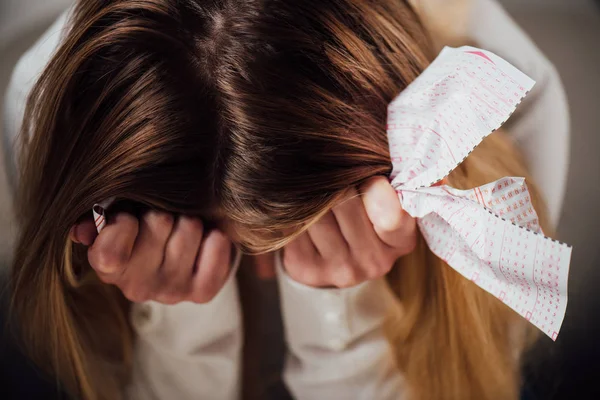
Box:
(388, 46), (571, 340)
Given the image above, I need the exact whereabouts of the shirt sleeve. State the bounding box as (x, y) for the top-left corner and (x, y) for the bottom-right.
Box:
(276, 252), (408, 400)
(466, 0), (570, 229)
(2, 8), (72, 191)
(126, 248), (243, 400)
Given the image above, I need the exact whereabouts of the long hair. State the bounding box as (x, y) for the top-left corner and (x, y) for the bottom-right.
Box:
(11, 0), (544, 399)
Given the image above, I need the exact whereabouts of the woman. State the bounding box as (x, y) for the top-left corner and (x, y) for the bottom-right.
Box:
(3, 0), (569, 399)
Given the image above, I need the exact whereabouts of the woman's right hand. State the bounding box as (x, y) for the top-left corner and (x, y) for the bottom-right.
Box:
(70, 212), (233, 304)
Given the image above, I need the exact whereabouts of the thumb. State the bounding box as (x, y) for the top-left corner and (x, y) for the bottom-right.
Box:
(360, 176), (416, 249)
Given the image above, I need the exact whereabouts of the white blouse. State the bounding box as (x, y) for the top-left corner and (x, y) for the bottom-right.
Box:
(2, 1), (569, 399)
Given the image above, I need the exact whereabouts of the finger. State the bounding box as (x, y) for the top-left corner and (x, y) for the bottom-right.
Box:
(332, 188), (379, 251)
(71, 218), (98, 246)
(121, 211), (174, 302)
(326, 262), (363, 288)
(282, 232), (322, 286)
(158, 217), (204, 300)
(88, 213), (139, 277)
(306, 212), (349, 261)
(333, 188), (393, 279)
(361, 176), (417, 250)
(190, 230), (232, 303)
(254, 253), (276, 280)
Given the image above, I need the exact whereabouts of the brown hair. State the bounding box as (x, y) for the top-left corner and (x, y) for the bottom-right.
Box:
(11, 0), (543, 399)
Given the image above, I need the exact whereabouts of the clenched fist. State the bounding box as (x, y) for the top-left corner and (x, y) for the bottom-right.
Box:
(282, 176), (417, 288)
(71, 212), (232, 304)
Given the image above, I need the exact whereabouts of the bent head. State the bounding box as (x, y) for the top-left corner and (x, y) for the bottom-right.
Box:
(18, 0), (430, 255)
(13, 2), (543, 400)
(13, 1), (431, 396)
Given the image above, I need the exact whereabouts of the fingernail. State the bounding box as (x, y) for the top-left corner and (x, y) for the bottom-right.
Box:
(374, 192), (402, 230)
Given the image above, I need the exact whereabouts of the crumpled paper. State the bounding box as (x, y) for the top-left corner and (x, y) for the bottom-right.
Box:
(388, 46), (571, 340)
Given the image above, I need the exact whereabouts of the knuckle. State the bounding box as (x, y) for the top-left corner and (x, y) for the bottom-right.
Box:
(182, 217), (204, 233)
(190, 277), (221, 304)
(115, 212), (138, 228)
(364, 269), (380, 280)
(360, 256), (382, 279)
(335, 264), (359, 288)
(96, 272), (116, 284)
(284, 252), (321, 281)
(204, 244), (232, 273)
(190, 290), (216, 304)
(208, 230), (231, 251)
(157, 269), (179, 287)
(122, 290), (139, 303)
(295, 269), (321, 287)
(328, 248), (349, 267)
(166, 238), (187, 263)
(146, 211), (174, 232)
(362, 247), (380, 266)
(91, 247), (127, 274)
(158, 292), (185, 305)
(340, 260), (358, 273)
(296, 269), (319, 286)
(283, 249), (302, 269)
(122, 284), (152, 303)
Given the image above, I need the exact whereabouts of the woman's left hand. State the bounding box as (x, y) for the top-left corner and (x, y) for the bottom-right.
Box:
(279, 176), (417, 288)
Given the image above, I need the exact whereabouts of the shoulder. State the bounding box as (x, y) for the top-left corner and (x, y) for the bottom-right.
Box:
(9, 9), (73, 95)
(3, 8), (73, 186)
(3, 8), (73, 187)
(4, 8), (73, 132)
(409, 0), (473, 49)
